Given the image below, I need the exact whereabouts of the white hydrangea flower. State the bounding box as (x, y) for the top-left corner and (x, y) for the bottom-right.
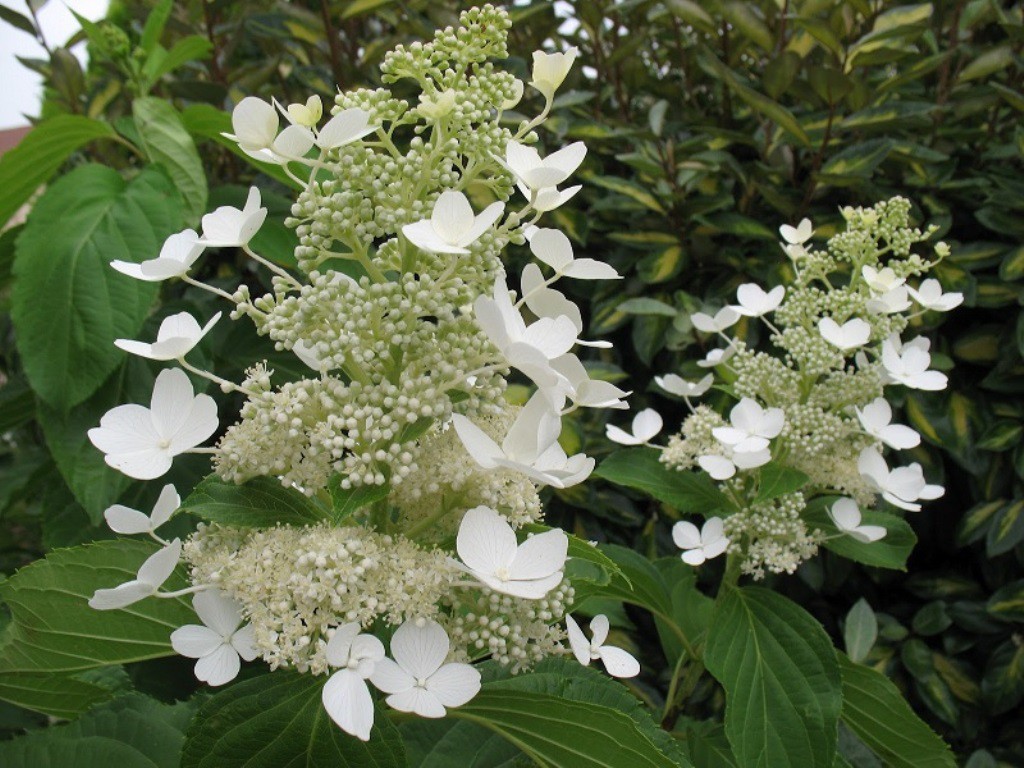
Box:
(110, 229), (205, 282)
(712, 398), (785, 454)
(855, 398), (921, 450)
(565, 614), (640, 678)
(314, 108), (375, 150)
(698, 445), (771, 480)
(691, 307), (740, 334)
(321, 623), (386, 741)
(818, 317), (871, 350)
(655, 373), (713, 398)
(526, 227), (620, 280)
(89, 539), (181, 610)
(104, 483), (179, 536)
(858, 448), (944, 512)
(731, 284), (785, 317)
(505, 140), (586, 193)
(606, 408), (662, 446)
(222, 97), (280, 157)
(779, 218), (813, 245)
(907, 279), (963, 312)
(402, 190), (504, 255)
(865, 286), (912, 315)
(88, 368), (218, 480)
(550, 354), (630, 410)
(880, 337), (947, 390)
(529, 46), (579, 99)
(453, 505), (568, 599)
(828, 499), (886, 543)
(452, 392), (594, 488)
(697, 347), (735, 368)
(528, 184), (582, 213)
(862, 266), (905, 293)
(369, 619), (481, 718)
(199, 187), (267, 247)
(171, 589), (257, 686)
(672, 517), (730, 565)
(114, 311), (221, 362)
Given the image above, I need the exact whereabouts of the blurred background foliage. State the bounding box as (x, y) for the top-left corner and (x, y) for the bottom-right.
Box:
(0, 0), (1022, 765)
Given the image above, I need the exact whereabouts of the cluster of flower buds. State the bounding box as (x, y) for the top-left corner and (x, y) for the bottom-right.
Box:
(607, 198), (958, 577)
(85, 6), (637, 742)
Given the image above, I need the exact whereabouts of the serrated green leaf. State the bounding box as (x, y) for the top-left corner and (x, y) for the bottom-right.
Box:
(705, 587), (842, 768)
(805, 498), (917, 570)
(594, 447), (730, 513)
(327, 475), (390, 523)
(133, 97), (207, 225)
(755, 464), (809, 502)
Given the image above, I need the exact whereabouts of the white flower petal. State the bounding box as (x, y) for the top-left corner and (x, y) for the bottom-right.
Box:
(369, 657), (413, 695)
(149, 484), (180, 529)
(323, 669), (375, 741)
(89, 580), (154, 610)
(509, 528), (568, 581)
(597, 645), (640, 678)
(386, 687), (447, 718)
(171, 625), (224, 658)
(451, 415), (503, 469)
(194, 643), (241, 686)
(565, 614), (591, 666)
(424, 663), (480, 708)
(672, 521), (701, 550)
(138, 539), (181, 587)
(456, 506), (519, 576)
(104, 505), (152, 535)
(193, 589), (243, 637)
(390, 620), (449, 680)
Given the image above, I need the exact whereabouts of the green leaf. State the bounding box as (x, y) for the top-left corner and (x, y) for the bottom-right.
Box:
(594, 447), (730, 514)
(704, 586), (842, 768)
(523, 525), (622, 587)
(581, 173), (666, 213)
(697, 52), (811, 147)
(144, 36), (213, 83)
(820, 140), (894, 180)
(456, 659), (689, 768)
(755, 464), (809, 502)
(133, 97), (207, 225)
(0, 693), (194, 768)
(11, 164), (181, 409)
(955, 499), (1004, 545)
(0, 540), (194, 674)
(843, 599), (878, 664)
(805, 498), (917, 570)
(958, 45), (1014, 83)
(598, 544), (674, 618)
(139, 0), (173, 54)
(618, 297), (678, 317)
(987, 579), (1024, 622)
(986, 499), (1024, 557)
(0, 115), (115, 230)
(327, 475), (390, 523)
(401, 719), (522, 767)
(0, 671), (114, 719)
(0, 6), (37, 36)
(341, 0), (396, 18)
(838, 654), (955, 768)
(180, 475), (330, 528)
(181, 671), (406, 768)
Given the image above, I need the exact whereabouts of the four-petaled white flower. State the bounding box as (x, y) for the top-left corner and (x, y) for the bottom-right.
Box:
(474, 275), (578, 390)
(452, 392), (594, 488)
(779, 218), (813, 245)
(828, 498), (886, 543)
(698, 347), (735, 368)
(697, 445), (771, 480)
(527, 227), (620, 280)
(856, 398), (920, 450)
(606, 408), (662, 446)
(454, 505), (568, 599)
(865, 286), (911, 315)
(89, 538), (181, 609)
(881, 337), (947, 390)
(862, 266), (904, 294)
(223, 97), (281, 158)
(858, 448), (944, 512)
(712, 398), (785, 454)
(550, 354), (630, 410)
(111, 229), (205, 282)
(732, 284), (785, 317)
(530, 47), (579, 99)
(171, 589), (257, 686)
(321, 623), (386, 741)
(115, 311), (221, 361)
(104, 483), (179, 535)
(907, 279), (963, 312)
(314, 108), (375, 150)
(88, 368), (218, 480)
(565, 614), (640, 678)
(672, 517), (730, 565)
(505, 140), (586, 193)
(656, 373), (714, 398)
(402, 190), (504, 255)
(199, 187), (267, 247)
(818, 317), (871, 350)
(691, 307), (740, 334)
(369, 619), (481, 718)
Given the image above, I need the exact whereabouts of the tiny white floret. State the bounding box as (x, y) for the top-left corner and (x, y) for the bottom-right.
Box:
(115, 311), (220, 361)
(565, 614), (640, 678)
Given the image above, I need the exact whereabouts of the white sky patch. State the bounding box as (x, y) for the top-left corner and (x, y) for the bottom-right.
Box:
(0, 0), (110, 128)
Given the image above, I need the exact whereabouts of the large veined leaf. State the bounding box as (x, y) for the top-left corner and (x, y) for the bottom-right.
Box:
(594, 447), (730, 514)
(838, 654), (955, 768)
(11, 164), (182, 408)
(704, 586), (842, 768)
(0, 540), (193, 675)
(400, 720), (522, 768)
(180, 475), (331, 528)
(805, 499), (917, 570)
(133, 97), (207, 225)
(455, 659), (691, 767)
(0, 114), (115, 228)
(181, 671), (406, 768)
(0, 671), (115, 719)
